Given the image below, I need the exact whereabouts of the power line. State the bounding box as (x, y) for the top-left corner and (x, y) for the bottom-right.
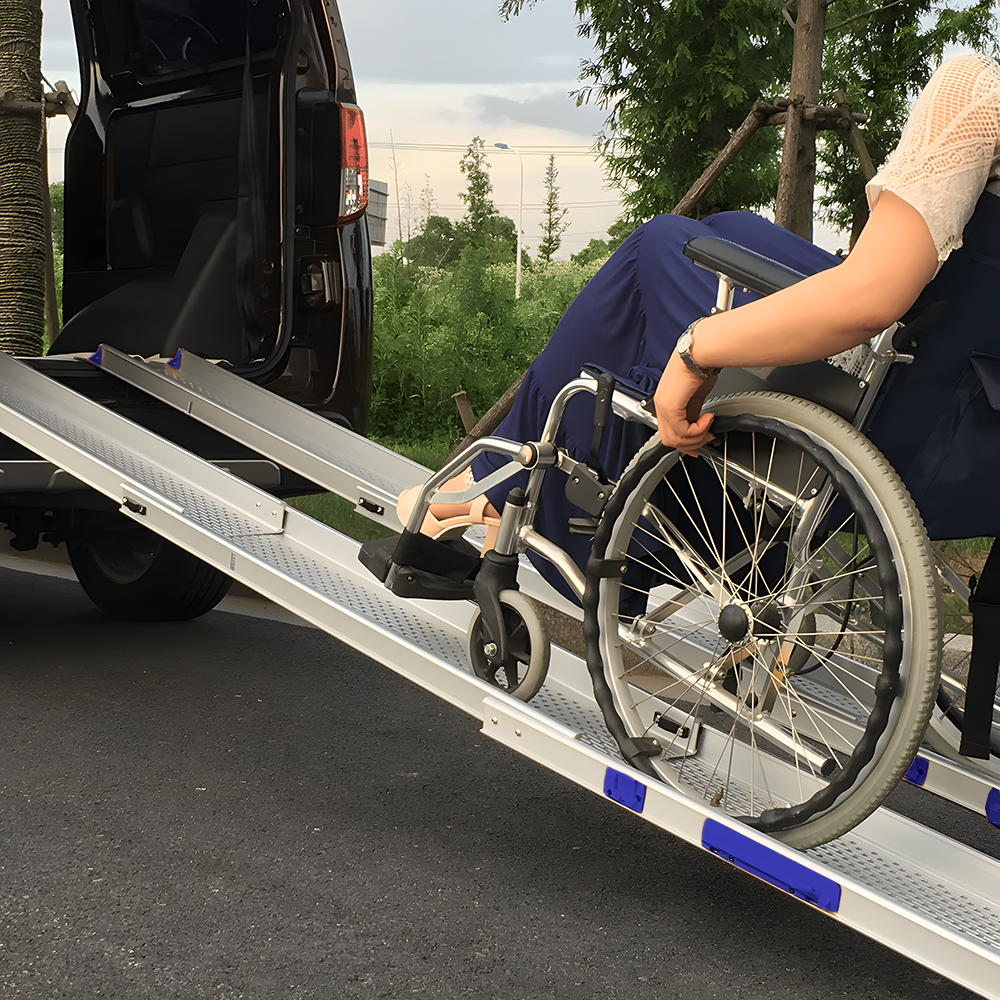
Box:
(369, 141), (603, 157)
(423, 201), (620, 210)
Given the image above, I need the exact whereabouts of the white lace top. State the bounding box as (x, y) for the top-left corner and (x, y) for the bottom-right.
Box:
(866, 52), (1000, 264)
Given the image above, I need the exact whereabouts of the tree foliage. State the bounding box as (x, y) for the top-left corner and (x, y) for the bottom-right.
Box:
(538, 154), (570, 262)
(417, 174), (437, 231)
(570, 217), (631, 265)
(404, 215), (463, 269)
(453, 136), (520, 263)
(818, 0), (996, 233)
(501, 0), (997, 227)
(457, 137), (497, 232)
(370, 247), (603, 445)
(504, 0), (793, 220)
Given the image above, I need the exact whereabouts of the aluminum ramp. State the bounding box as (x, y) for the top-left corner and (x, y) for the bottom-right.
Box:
(3, 348), (1000, 998)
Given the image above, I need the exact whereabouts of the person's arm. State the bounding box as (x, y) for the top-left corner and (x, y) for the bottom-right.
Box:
(655, 51), (1000, 456)
(653, 191), (938, 455)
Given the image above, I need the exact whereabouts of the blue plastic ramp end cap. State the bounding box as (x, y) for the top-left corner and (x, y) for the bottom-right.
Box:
(167, 349), (183, 370)
(604, 768), (646, 813)
(702, 818), (842, 912)
(86, 345), (103, 367)
(904, 755), (929, 786)
(986, 788), (1000, 829)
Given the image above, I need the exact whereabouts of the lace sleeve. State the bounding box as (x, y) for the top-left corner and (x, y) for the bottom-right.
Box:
(866, 53), (1000, 263)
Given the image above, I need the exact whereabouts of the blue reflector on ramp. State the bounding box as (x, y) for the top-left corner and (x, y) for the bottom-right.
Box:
(702, 818), (842, 912)
(904, 755), (929, 786)
(604, 768), (646, 813)
(987, 788), (1000, 829)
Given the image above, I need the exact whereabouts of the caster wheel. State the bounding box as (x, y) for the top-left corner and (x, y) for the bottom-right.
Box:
(467, 589), (550, 702)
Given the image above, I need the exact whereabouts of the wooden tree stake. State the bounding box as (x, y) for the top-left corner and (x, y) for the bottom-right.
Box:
(446, 375), (524, 464)
(672, 102), (769, 217)
(452, 391), (477, 434)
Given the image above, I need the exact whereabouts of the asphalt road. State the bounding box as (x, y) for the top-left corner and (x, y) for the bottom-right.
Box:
(0, 562), (995, 1000)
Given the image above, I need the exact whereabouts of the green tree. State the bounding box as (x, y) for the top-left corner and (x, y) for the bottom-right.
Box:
(456, 137), (518, 263)
(457, 136), (497, 232)
(505, 0), (792, 221)
(819, 1), (995, 238)
(0, 0), (46, 355)
(417, 174), (437, 231)
(49, 180), (64, 327)
(49, 180), (64, 256)
(501, 1), (996, 227)
(404, 214), (463, 269)
(537, 154), (569, 262)
(570, 217), (631, 265)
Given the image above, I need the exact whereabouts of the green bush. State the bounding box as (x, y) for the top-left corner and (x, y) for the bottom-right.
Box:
(369, 245), (603, 446)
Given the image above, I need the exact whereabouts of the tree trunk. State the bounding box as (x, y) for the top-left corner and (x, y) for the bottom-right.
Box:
(774, 0), (826, 240)
(0, 0), (46, 356)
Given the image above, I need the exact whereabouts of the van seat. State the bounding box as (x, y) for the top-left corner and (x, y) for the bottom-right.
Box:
(52, 210), (244, 362)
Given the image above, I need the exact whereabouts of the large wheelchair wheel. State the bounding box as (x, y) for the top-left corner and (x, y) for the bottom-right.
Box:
(584, 393), (940, 849)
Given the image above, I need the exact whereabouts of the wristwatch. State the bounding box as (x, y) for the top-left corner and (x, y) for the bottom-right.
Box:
(675, 320), (722, 380)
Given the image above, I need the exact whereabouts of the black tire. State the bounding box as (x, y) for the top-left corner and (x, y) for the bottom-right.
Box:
(466, 590), (550, 702)
(584, 393), (939, 849)
(68, 517), (232, 621)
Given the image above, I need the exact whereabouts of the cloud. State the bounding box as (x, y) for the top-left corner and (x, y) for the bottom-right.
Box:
(341, 0), (592, 86)
(469, 91), (604, 137)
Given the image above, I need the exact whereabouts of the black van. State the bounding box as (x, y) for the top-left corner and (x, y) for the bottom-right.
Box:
(1, 0), (373, 618)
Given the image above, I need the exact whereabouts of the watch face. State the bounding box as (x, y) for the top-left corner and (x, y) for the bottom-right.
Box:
(676, 331), (693, 354)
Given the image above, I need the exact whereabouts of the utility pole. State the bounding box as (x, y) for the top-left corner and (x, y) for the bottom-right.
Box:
(774, 0), (826, 240)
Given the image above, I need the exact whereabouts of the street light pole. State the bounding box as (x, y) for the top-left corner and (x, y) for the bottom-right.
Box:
(494, 142), (523, 299)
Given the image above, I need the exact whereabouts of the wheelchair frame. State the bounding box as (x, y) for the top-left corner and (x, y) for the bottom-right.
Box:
(381, 236), (949, 850)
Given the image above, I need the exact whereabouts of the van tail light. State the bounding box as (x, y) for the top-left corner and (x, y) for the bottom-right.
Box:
(338, 103), (368, 223)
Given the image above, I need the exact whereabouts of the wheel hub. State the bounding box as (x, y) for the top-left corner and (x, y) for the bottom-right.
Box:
(718, 600), (783, 645)
(718, 603), (750, 641)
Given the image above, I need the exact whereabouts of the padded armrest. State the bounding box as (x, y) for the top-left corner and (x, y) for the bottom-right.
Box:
(683, 236), (807, 297)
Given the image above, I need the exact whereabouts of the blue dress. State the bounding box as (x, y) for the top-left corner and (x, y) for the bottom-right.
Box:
(470, 211), (842, 604)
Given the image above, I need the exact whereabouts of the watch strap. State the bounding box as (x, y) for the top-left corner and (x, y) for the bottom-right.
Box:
(676, 320), (721, 380)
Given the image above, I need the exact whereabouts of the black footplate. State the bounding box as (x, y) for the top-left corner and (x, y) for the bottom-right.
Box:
(359, 530), (481, 600)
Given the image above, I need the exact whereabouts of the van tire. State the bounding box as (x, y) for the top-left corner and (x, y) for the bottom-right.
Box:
(68, 519), (232, 621)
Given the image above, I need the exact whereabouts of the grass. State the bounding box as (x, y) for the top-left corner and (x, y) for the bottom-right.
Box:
(288, 434), (456, 542)
(934, 537), (993, 637)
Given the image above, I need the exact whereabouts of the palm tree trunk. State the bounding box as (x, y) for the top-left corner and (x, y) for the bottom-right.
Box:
(0, 0), (45, 356)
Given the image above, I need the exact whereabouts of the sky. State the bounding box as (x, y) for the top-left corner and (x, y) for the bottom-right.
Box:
(36, 0), (879, 258)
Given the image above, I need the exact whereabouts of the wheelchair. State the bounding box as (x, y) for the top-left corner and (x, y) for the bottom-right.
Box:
(362, 223), (999, 851)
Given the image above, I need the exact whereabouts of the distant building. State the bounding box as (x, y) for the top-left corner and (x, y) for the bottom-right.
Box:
(368, 180), (388, 246)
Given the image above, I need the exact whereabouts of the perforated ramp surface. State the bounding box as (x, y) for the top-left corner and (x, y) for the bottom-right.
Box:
(3, 350), (1000, 998)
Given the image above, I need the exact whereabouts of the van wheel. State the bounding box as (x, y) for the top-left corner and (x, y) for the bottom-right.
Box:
(68, 518), (232, 621)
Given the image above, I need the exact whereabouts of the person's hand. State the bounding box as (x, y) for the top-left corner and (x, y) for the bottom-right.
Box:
(652, 352), (718, 457)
